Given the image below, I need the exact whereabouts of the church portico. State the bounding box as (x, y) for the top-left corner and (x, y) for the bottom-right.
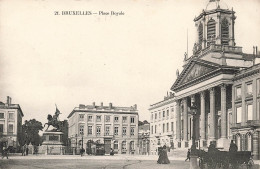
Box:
(173, 81), (233, 149)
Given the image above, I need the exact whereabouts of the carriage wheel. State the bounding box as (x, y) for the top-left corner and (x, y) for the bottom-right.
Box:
(247, 159), (254, 169)
(230, 161), (238, 169)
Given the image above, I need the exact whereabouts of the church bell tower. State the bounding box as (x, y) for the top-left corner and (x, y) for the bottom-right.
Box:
(193, 0), (236, 54)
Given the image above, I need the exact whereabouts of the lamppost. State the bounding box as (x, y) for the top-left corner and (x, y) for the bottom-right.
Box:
(75, 134), (78, 155)
(189, 102), (199, 169)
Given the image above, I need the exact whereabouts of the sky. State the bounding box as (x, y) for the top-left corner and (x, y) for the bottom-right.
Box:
(0, 0), (260, 126)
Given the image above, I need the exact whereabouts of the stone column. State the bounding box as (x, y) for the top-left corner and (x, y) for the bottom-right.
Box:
(176, 100), (181, 142)
(183, 98), (188, 141)
(200, 91), (206, 140)
(209, 87), (216, 140)
(221, 84), (227, 138)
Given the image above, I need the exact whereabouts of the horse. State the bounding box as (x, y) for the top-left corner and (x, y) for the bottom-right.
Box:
(44, 108), (62, 131)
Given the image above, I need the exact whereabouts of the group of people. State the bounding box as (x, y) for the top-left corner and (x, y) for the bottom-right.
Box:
(21, 145), (29, 156)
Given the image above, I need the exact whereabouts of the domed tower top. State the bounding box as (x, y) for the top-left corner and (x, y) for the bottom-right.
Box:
(206, 0), (228, 11)
(192, 0), (236, 55)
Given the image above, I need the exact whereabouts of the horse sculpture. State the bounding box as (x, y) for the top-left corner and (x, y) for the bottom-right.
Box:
(44, 107), (62, 131)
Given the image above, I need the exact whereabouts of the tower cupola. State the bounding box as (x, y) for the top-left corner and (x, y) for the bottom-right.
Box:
(193, 0), (236, 55)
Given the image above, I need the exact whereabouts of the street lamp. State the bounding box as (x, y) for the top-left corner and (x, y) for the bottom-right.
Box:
(189, 102), (199, 169)
(189, 102), (198, 154)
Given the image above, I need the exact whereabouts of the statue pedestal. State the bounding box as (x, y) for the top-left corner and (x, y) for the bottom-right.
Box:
(41, 131), (64, 155)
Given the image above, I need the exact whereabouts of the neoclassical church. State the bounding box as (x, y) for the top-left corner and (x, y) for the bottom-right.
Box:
(169, 0), (260, 159)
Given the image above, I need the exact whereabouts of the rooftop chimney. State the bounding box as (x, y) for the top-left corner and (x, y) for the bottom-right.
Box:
(109, 103), (112, 109)
(134, 104), (137, 110)
(101, 102), (103, 108)
(6, 96), (11, 105)
(93, 102), (95, 107)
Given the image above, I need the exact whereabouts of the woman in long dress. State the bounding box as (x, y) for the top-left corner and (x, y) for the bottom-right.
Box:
(157, 145), (170, 164)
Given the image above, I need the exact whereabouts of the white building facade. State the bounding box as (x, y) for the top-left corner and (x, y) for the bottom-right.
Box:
(0, 96), (24, 149)
(149, 93), (176, 155)
(68, 102), (139, 155)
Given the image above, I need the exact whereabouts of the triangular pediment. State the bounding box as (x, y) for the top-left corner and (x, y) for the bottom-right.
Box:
(171, 59), (221, 91)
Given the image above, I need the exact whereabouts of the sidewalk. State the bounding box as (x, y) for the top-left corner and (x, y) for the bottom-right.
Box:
(4, 153), (260, 165)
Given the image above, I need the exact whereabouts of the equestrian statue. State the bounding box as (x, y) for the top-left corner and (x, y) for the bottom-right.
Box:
(44, 105), (63, 131)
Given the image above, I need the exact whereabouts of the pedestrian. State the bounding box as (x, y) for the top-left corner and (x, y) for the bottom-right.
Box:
(157, 145), (170, 164)
(26, 146), (29, 156)
(80, 148), (85, 157)
(185, 149), (191, 162)
(229, 140), (238, 153)
(110, 148), (114, 156)
(2, 146), (9, 159)
(21, 145), (25, 156)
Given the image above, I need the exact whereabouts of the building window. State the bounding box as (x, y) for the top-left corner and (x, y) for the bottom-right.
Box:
(245, 133), (252, 151)
(151, 126), (153, 134)
(130, 127), (135, 136)
(163, 123), (165, 133)
(96, 126), (101, 135)
(167, 123), (169, 132)
(0, 124), (3, 133)
(79, 125), (84, 135)
(246, 83), (253, 96)
(96, 115), (101, 122)
(114, 116), (119, 123)
(155, 125), (157, 134)
(130, 117), (135, 123)
(8, 112), (14, 119)
(8, 124), (13, 133)
(122, 117), (127, 123)
(79, 114), (84, 121)
(198, 23), (203, 50)
(151, 114), (153, 121)
(0, 113), (4, 119)
(122, 127), (127, 136)
(130, 141), (135, 150)
(159, 112), (161, 119)
(221, 18), (229, 46)
(122, 141), (126, 151)
(114, 141), (118, 149)
(167, 110), (169, 117)
(105, 126), (110, 135)
(236, 86), (242, 99)
(105, 116), (110, 122)
(155, 113), (157, 120)
(236, 106), (242, 123)
(114, 127), (119, 136)
(247, 104), (253, 121)
(88, 115), (93, 122)
(171, 122), (174, 131)
(171, 107), (174, 112)
(163, 111), (165, 118)
(207, 19), (216, 46)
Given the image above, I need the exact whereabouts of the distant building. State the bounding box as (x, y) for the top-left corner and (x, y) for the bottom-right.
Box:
(67, 102), (139, 154)
(0, 96), (24, 149)
(138, 122), (150, 155)
(149, 93), (175, 155)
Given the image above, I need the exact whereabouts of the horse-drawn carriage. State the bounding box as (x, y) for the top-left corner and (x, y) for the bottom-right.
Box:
(198, 150), (254, 169)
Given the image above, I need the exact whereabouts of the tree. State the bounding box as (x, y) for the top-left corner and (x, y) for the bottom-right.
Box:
(60, 120), (69, 146)
(21, 119), (43, 146)
(138, 120), (149, 126)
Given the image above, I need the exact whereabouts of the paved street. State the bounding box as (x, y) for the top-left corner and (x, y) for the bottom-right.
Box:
(0, 155), (189, 169)
(1, 154), (259, 169)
